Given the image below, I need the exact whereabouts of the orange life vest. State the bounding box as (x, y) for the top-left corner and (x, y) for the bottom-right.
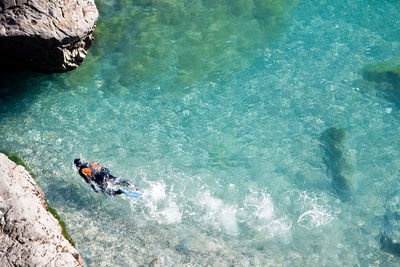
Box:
(82, 167), (92, 177)
(91, 163), (101, 169)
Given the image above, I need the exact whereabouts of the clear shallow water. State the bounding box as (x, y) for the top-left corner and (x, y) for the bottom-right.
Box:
(1, 0), (400, 265)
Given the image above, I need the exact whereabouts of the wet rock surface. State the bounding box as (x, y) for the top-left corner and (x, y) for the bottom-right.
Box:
(0, 153), (84, 266)
(0, 0), (98, 73)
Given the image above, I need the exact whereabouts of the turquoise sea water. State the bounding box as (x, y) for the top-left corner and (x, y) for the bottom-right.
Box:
(1, 0), (400, 265)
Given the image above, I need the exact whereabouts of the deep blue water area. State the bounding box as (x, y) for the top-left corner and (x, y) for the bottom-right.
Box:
(1, 0), (400, 265)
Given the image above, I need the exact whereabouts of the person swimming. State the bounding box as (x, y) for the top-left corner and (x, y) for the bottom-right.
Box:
(74, 158), (137, 196)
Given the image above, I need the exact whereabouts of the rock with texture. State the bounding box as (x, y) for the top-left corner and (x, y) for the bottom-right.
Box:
(0, 153), (84, 266)
(0, 0), (98, 72)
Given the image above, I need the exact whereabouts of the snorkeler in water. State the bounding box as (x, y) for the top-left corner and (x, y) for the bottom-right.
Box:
(74, 158), (137, 196)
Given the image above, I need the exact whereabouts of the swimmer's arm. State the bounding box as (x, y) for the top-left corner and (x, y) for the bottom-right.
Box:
(88, 182), (100, 193)
(80, 171), (100, 193)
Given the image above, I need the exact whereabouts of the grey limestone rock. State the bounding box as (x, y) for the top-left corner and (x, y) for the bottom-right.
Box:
(0, 153), (84, 266)
(0, 0), (98, 72)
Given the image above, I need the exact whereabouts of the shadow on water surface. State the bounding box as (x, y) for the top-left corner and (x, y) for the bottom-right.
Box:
(0, 71), (39, 96)
(45, 175), (135, 221)
(320, 127), (352, 202)
(0, 71), (55, 115)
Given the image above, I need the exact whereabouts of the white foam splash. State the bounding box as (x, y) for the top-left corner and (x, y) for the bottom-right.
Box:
(296, 191), (336, 230)
(255, 196), (274, 221)
(140, 181), (182, 224)
(243, 188), (291, 240)
(220, 206), (240, 236)
(200, 191), (240, 236)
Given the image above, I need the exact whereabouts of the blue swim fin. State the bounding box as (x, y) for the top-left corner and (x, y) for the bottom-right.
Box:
(119, 188), (142, 198)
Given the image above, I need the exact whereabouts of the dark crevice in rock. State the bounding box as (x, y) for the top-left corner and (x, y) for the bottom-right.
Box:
(24, 3), (48, 17)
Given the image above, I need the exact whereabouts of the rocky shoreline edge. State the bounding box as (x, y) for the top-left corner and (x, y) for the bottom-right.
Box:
(0, 0), (98, 73)
(0, 152), (84, 266)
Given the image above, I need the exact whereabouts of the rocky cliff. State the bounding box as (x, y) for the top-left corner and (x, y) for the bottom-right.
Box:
(0, 153), (84, 266)
(0, 0), (98, 72)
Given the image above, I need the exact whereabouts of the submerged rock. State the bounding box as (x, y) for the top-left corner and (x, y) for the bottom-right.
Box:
(381, 194), (400, 257)
(320, 127), (352, 201)
(0, 0), (98, 73)
(362, 57), (400, 106)
(88, 0), (297, 88)
(0, 153), (84, 266)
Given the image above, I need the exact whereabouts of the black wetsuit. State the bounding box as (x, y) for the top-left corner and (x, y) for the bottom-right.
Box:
(77, 161), (133, 196)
